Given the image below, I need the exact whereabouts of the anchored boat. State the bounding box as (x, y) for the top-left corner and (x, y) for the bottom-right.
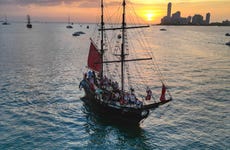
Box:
(2, 15), (10, 25)
(66, 16), (73, 29)
(26, 15), (32, 28)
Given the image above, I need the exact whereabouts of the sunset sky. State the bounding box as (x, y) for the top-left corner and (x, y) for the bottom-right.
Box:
(0, 0), (229, 24)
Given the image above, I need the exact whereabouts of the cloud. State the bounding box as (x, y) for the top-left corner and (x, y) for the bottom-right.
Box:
(0, 0), (123, 6)
(0, 0), (91, 6)
(29, 0), (79, 6)
(77, 1), (99, 8)
(0, 0), (125, 9)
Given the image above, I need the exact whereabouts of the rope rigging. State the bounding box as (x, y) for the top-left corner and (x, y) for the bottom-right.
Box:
(91, 0), (172, 100)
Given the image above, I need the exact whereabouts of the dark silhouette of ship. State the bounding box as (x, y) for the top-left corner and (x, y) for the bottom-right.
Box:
(79, 0), (172, 125)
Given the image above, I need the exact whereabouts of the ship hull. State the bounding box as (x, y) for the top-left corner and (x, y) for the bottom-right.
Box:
(81, 83), (149, 125)
(27, 24), (32, 28)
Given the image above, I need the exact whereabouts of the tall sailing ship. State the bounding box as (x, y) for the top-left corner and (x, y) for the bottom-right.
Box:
(79, 0), (172, 125)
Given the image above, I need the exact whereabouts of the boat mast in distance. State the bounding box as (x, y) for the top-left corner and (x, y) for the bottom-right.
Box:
(2, 15), (10, 25)
(66, 16), (73, 29)
(26, 15), (32, 28)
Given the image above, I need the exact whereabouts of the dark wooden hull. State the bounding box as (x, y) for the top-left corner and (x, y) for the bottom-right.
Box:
(2, 22), (10, 25)
(27, 24), (32, 28)
(66, 25), (73, 29)
(81, 91), (149, 125)
(80, 80), (172, 125)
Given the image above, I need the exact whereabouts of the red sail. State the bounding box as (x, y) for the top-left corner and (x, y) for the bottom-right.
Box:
(160, 83), (166, 101)
(87, 39), (102, 72)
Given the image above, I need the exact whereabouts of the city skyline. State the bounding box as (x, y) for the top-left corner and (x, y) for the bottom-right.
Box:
(161, 3), (212, 25)
(0, 0), (229, 24)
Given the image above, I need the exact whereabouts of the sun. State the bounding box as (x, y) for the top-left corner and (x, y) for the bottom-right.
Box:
(146, 13), (154, 21)
(142, 10), (156, 22)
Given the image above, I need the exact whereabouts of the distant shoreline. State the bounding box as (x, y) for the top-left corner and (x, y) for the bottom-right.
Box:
(2, 21), (230, 26)
(155, 24), (230, 26)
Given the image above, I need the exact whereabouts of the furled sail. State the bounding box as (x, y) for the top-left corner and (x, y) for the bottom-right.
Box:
(87, 39), (102, 72)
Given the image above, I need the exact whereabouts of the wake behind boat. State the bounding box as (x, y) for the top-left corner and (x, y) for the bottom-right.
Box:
(79, 0), (172, 125)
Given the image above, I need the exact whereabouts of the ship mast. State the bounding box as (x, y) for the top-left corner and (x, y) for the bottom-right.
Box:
(121, 0), (126, 91)
(100, 0), (104, 79)
(68, 16), (70, 24)
(27, 15), (30, 24)
(98, 0), (151, 91)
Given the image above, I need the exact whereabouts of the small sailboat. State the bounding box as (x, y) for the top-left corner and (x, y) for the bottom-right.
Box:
(66, 16), (73, 29)
(26, 15), (32, 28)
(79, 0), (172, 125)
(2, 15), (10, 25)
(160, 28), (167, 31)
(72, 31), (85, 36)
(72, 32), (80, 36)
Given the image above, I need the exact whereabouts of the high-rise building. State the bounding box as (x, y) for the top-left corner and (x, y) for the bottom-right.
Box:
(172, 11), (181, 19)
(192, 14), (204, 25)
(205, 13), (210, 24)
(167, 2), (172, 18)
(187, 16), (192, 24)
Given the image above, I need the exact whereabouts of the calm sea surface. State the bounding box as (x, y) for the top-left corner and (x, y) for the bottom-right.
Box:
(0, 23), (229, 149)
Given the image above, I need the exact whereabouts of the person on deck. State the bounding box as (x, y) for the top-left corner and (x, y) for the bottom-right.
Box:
(87, 70), (93, 79)
(113, 92), (120, 102)
(95, 88), (103, 99)
(92, 71), (97, 86)
(84, 73), (87, 80)
(89, 82), (95, 91)
(102, 75), (108, 88)
(124, 93), (129, 104)
(129, 88), (137, 104)
(86, 70), (95, 91)
(145, 86), (152, 101)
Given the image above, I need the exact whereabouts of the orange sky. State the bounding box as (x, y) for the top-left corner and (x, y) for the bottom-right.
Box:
(0, 0), (229, 24)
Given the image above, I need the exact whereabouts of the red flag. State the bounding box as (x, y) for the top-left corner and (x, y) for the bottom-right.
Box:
(87, 39), (102, 72)
(160, 83), (166, 101)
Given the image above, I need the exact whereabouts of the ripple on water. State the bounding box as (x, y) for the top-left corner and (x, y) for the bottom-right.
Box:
(0, 24), (229, 149)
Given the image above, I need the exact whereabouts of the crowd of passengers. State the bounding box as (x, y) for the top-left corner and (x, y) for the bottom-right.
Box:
(82, 70), (152, 106)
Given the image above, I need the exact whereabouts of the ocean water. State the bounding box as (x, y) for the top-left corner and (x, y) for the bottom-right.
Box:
(0, 23), (229, 149)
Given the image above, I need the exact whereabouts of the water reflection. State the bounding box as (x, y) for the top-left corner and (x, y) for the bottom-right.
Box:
(82, 102), (152, 149)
